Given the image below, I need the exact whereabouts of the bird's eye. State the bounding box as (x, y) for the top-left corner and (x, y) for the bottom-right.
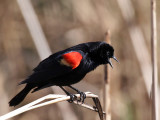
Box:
(107, 51), (110, 56)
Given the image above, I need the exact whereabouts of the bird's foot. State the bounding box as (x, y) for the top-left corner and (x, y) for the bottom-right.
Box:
(67, 94), (77, 103)
(67, 85), (86, 103)
(78, 92), (86, 103)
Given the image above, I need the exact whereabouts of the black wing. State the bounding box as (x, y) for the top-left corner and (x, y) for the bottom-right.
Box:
(20, 50), (83, 84)
(20, 41), (102, 84)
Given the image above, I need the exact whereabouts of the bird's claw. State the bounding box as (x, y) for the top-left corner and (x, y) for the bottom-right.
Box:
(67, 94), (77, 103)
(78, 92), (86, 103)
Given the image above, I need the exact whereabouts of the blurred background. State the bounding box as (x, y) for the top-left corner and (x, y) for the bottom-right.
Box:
(0, 0), (159, 120)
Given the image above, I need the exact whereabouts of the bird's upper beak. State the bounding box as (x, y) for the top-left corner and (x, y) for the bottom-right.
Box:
(108, 56), (119, 68)
(112, 56), (119, 63)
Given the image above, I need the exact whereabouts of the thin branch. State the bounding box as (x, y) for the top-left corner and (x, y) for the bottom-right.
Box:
(151, 0), (159, 119)
(103, 31), (111, 120)
(0, 92), (105, 120)
(93, 98), (106, 120)
(73, 100), (105, 114)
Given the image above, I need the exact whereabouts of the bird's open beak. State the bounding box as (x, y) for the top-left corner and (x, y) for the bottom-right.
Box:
(108, 56), (119, 68)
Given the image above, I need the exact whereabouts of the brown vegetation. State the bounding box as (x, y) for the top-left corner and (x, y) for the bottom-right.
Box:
(0, 0), (159, 120)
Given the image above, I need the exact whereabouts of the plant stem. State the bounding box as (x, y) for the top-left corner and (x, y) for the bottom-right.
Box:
(151, 0), (159, 120)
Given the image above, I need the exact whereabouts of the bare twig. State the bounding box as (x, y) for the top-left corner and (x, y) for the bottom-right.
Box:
(93, 98), (105, 120)
(151, 0), (159, 119)
(103, 31), (111, 120)
(73, 100), (105, 114)
(0, 92), (105, 120)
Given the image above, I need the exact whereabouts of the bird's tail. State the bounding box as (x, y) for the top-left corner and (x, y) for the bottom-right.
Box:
(9, 84), (33, 107)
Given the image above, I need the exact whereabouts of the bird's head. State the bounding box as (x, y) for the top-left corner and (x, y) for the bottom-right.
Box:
(98, 42), (119, 68)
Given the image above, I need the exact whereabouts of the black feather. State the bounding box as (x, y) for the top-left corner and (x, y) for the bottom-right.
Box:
(9, 84), (33, 106)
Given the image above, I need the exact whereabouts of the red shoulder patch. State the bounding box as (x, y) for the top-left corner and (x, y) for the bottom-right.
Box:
(61, 52), (82, 69)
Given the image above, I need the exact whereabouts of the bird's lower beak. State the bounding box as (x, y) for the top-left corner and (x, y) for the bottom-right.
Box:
(108, 59), (113, 68)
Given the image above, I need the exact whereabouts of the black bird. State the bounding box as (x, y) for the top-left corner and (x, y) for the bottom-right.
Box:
(9, 41), (118, 106)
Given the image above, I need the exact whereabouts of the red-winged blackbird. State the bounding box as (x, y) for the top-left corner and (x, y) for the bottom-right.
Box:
(9, 41), (118, 106)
